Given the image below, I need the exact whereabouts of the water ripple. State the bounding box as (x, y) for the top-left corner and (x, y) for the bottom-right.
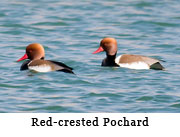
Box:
(0, 0), (180, 113)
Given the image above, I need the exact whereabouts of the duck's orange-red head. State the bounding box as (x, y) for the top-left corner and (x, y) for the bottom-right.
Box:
(93, 37), (118, 55)
(17, 43), (45, 62)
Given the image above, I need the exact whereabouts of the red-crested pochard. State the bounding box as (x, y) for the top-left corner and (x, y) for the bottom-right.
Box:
(17, 43), (74, 74)
(93, 37), (164, 70)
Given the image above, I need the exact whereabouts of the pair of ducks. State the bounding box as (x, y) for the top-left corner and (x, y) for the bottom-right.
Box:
(17, 37), (165, 74)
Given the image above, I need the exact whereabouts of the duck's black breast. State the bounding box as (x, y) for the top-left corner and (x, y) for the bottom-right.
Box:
(20, 60), (31, 71)
(101, 54), (119, 67)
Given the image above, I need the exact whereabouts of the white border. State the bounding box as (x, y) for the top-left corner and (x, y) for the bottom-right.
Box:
(0, 113), (179, 137)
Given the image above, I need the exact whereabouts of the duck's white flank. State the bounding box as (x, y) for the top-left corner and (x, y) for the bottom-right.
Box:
(29, 65), (52, 72)
(115, 55), (150, 69)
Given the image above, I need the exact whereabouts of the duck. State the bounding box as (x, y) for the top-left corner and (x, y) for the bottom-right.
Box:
(93, 37), (165, 70)
(17, 43), (74, 74)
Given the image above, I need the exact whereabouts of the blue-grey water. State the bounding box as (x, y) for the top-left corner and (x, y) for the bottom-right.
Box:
(0, 0), (180, 112)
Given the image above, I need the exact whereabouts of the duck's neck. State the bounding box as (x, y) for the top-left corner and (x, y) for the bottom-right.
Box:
(31, 57), (44, 61)
(102, 53), (119, 67)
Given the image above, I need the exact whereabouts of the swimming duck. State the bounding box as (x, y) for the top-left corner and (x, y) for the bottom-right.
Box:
(93, 37), (164, 70)
(17, 43), (74, 74)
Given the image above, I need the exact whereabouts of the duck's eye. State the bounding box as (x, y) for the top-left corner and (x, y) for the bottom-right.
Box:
(27, 50), (32, 54)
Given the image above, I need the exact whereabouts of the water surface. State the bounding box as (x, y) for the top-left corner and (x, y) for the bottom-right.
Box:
(0, 0), (180, 112)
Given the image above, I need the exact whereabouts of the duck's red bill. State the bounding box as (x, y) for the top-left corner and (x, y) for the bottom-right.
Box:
(92, 46), (104, 54)
(17, 53), (28, 62)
